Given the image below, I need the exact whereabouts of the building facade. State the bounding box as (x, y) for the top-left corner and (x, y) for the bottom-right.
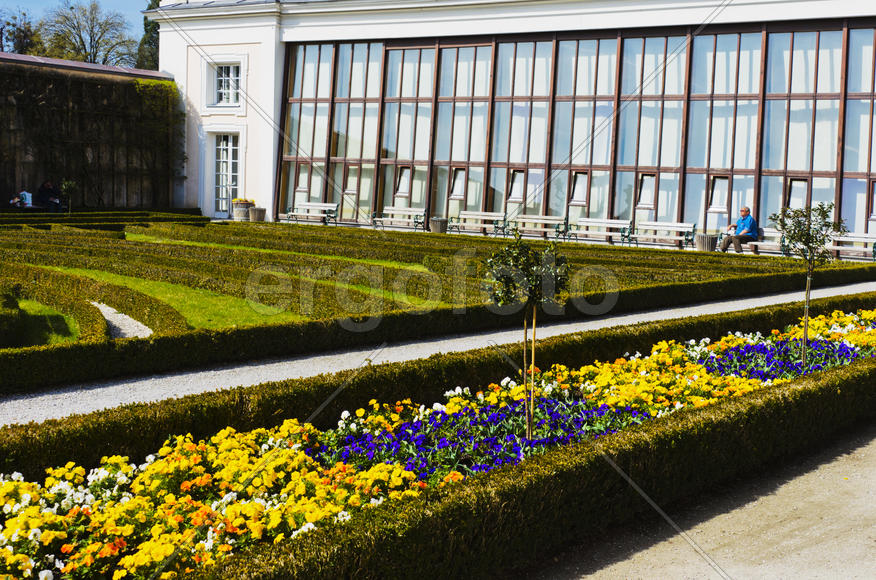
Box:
(151, 0), (876, 234)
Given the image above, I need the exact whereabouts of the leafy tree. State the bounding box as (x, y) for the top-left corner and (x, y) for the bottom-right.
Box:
(483, 230), (570, 438)
(41, 1), (136, 66)
(770, 202), (847, 367)
(1, 8), (44, 55)
(136, 0), (161, 70)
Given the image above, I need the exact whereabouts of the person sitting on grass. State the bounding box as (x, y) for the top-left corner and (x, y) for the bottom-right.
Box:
(720, 206), (758, 253)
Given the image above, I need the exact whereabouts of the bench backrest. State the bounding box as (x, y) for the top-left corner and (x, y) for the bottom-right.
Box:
(637, 221), (695, 232)
(458, 211), (505, 219)
(297, 202), (338, 211)
(383, 207), (425, 216)
(577, 218), (630, 229)
(515, 215), (566, 223)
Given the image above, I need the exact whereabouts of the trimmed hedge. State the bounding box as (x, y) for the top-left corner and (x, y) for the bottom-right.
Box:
(0, 284), (23, 348)
(203, 356), (876, 579)
(1, 289), (874, 482)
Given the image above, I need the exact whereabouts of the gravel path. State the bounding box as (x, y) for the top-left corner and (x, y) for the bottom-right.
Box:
(531, 421), (876, 580)
(1, 281), (873, 427)
(90, 302), (153, 339)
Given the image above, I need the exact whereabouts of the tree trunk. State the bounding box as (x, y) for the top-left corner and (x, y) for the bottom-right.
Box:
(803, 269), (812, 369)
(531, 304), (537, 440)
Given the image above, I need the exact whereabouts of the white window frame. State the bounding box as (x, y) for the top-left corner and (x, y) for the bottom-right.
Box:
(201, 54), (248, 116)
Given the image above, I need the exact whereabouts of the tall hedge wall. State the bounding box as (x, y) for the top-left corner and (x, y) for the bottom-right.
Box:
(0, 60), (184, 208)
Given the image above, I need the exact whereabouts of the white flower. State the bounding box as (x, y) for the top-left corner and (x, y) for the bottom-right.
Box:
(38, 571), (54, 580)
(432, 403), (446, 413)
(334, 510), (351, 523)
(340, 410), (350, 420)
(28, 528), (41, 542)
(674, 402), (684, 410)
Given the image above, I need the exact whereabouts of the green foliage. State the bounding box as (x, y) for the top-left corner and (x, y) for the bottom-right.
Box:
(0, 284), (24, 348)
(771, 202), (848, 273)
(482, 229), (570, 309)
(136, 0), (161, 70)
(1, 8), (43, 55)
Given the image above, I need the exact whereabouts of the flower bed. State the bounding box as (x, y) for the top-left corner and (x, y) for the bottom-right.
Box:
(2, 309), (875, 578)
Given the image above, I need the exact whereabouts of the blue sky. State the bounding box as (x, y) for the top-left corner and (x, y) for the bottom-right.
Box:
(6, 1), (148, 34)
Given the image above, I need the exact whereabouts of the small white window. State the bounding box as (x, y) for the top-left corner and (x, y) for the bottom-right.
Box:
(215, 64), (241, 105)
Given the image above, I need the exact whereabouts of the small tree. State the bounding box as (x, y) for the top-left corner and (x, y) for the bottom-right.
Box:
(770, 202), (847, 367)
(483, 230), (569, 438)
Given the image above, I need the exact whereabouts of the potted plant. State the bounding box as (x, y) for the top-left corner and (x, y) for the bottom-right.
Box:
(231, 198), (255, 221)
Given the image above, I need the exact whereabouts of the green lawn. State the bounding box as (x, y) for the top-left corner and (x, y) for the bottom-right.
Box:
(17, 299), (79, 346)
(51, 267), (305, 330)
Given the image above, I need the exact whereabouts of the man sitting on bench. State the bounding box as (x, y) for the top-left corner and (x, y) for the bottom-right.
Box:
(720, 206), (758, 253)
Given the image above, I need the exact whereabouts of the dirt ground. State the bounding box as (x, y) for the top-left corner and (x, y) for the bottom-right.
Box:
(532, 421), (876, 580)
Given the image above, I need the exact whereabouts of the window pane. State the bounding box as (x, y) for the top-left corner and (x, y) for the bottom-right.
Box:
(577, 40), (598, 96)
(553, 101), (573, 163)
(813, 100), (839, 171)
(733, 100), (758, 170)
(435, 103), (452, 161)
(691, 35), (714, 94)
(489, 168), (505, 212)
(638, 101), (660, 167)
(451, 102), (470, 162)
(449, 168), (466, 199)
(302, 45), (318, 98)
(529, 102), (548, 164)
(386, 50), (402, 98)
(291, 46), (304, 99)
(638, 174), (656, 207)
(738, 33), (762, 94)
(763, 100), (787, 170)
(412, 167), (428, 209)
(714, 34), (737, 94)
(759, 175), (783, 226)
(397, 103), (416, 159)
(592, 103), (614, 165)
(414, 103), (432, 161)
(706, 177), (729, 233)
(510, 103), (530, 163)
(457, 47), (474, 97)
(470, 102), (488, 163)
(550, 171), (569, 216)
(351, 44), (367, 98)
(474, 46), (491, 96)
(491, 102), (511, 163)
(363, 103), (379, 158)
(335, 44), (352, 98)
(348, 103), (363, 159)
(317, 45), (332, 99)
(596, 39), (617, 95)
(816, 31), (842, 93)
(787, 99), (813, 171)
(525, 169), (544, 214)
(847, 29), (874, 93)
(710, 100), (734, 169)
(791, 32), (816, 94)
(496, 43), (514, 97)
(844, 100), (870, 173)
(614, 171), (636, 220)
(589, 171), (610, 218)
(433, 166), (449, 217)
(730, 175), (755, 217)
(557, 41), (576, 96)
(467, 167), (484, 212)
(396, 167), (411, 194)
(514, 42), (534, 96)
(285, 103), (300, 156)
(788, 179), (807, 209)
(314, 104), (329, 157)
(642, 37), (664, 96)
(618, 101), (639, 166)
(808, 177), (833, 208)
(381, 102), (398, 158)
(366, 43), (383, 98)
(401, 50), (419, 98)
(660, 101), (684, 167)
(439, 48), (455, 97)
(310, 162), (325, 203)
(299, 103), (315, 156)
(333, 103), (348, 158)
(509, 170), (525, 201)
(657, 172), (679, 221)
(683, 173), (706, 225)
(687, 101), (710, 168)
(664, 36), (687, 95)
(572, 102), (593, 165)
(419, 49), (435, 98)
(572, 172), (589, 202)
(767, 33), (791, 93)
(622, 38), (644, 95)
(533, 42), (552, 96)
(841, 179), (868, 233)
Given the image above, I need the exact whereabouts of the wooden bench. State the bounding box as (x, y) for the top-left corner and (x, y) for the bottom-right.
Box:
(371, 206), (426, 231)
(574, 217), (633, 244)
(827, 233), (876, 260)
(733, 227), (788, 256)
(281, 202), (338, 225)
(512, 214), (574, 241)
(628, 221), (696, 248)
(447, 211), (509, 237)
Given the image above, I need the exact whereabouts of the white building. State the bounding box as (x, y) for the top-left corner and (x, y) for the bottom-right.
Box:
(150, 0), (876, 234)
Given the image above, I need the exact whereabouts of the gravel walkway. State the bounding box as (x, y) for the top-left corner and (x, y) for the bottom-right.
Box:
(1, 281), (873, 427)
(90, 302), (153, 339)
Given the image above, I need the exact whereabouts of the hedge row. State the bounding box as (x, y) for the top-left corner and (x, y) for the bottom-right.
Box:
(204, 354), (876, 579)
(0, 284), (22, 348)
(0, 263), (874, 394)
(0, 262), (189, 337)
(1, 289), (874, 482)
(0, 212), (210, 225)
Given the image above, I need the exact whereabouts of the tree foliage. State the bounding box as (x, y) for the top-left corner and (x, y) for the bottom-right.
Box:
(136, 0), (161, 70)
(1, 9), (44, 55)
(41, 1), (137, 66)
